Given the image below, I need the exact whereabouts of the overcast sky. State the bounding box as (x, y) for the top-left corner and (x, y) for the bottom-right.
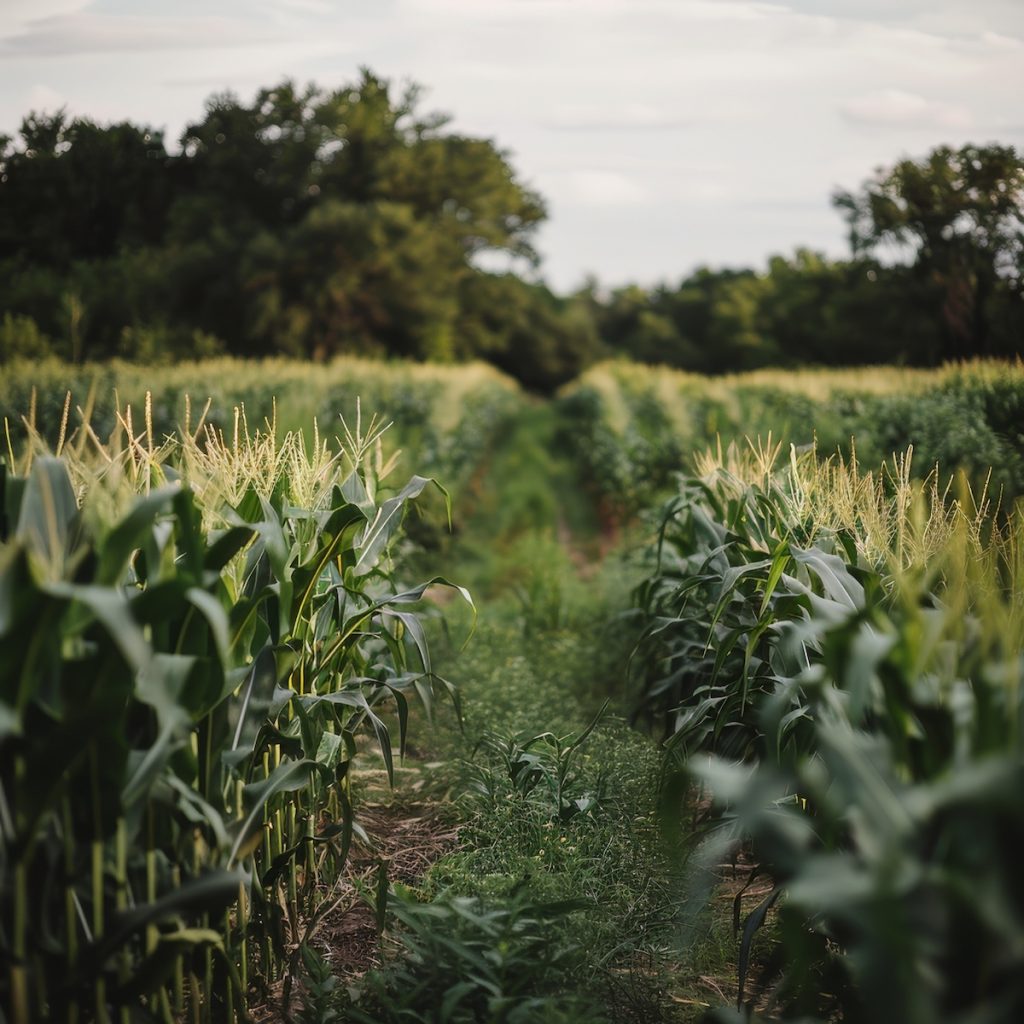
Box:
(2, 0), (1022, 291)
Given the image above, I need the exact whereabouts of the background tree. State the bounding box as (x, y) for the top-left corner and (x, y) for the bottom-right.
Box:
(0, 70), (578, 381)
(2, 94), (1022, 380)
(456, 273), (601, 391)
(833, 143), (1024, 360)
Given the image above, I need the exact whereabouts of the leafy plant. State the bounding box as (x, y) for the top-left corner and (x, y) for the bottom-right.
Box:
(465, 701), (610, 822)
(630, 452), (862, 762)
(0, 403), (470, 1022)
(630, 443), (1024, 1023)
(350, 887), (600, 1024)
(295, 943), (343, 1024)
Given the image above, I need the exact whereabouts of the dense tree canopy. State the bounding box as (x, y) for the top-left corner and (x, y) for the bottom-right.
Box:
(1, 76), (1022, 385)
(586, 147), (1023, 373)
(0, 71), (578, 384)
(833, 144), (1024, 360)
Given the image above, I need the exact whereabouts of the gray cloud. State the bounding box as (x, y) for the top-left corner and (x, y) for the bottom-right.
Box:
(0, 12), (282, 57)
(0, 0), (1021, 289)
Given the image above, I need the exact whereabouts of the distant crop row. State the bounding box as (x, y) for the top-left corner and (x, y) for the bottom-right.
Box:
(0, 411), (469, 1022)
(11, 356), (1024, 521)
(629, 441), (1024, 1021)
(558, 359), (1024, 515)
(0, 357), (522, 502)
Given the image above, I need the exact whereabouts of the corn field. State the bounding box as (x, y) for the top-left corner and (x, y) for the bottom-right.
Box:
(2, 358), (1024, 1023)
(557, 358), (1024, 515)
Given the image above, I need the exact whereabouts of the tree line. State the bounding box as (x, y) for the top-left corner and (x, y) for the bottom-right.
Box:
(1, 70), (1022, 390)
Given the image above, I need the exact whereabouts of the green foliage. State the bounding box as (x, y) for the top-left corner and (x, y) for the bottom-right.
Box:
(588, 253), (960, 372)
(555, 378), (685, 521)
(630, 475), (834, 754)
(296, 943), (343, 1024)
(465, 702), (610, 823)
(0, 411), (467, 1021)
(0, 313), (49, 361)
(351, 889), (602, 1023)
(459, 273), (603, 392)
(558, 359), (1024, 514)
(0, 73), (605, 388)
(6, 81), (1021, 381)
(629, 448), (1024, 1023)
(6, 322), (1024, 1024)
(409, 607), (677, 1020)
(834, 143), (1024, 360)
(587, 145), (1024, 372)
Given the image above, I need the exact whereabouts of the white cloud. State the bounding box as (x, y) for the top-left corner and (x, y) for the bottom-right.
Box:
(545, 170), (647, 206)
(0, 12), (282, 57)
(840, 89), (972, 129)
(25, 83), (66, 114)
(980, 30), (1024, 49)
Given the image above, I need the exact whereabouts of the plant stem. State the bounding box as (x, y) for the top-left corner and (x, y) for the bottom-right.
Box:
(62, 797), (79, 1024)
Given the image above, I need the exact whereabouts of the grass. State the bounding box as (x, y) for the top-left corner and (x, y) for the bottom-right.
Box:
(353, 612), (681, 1022)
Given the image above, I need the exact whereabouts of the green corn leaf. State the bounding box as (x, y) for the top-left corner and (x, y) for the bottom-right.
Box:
(96, 486), (177, 585)
(759, 544), (791, 616)
(15, 457), (81, 574)
(790, 545), (864, 610)
(204, 524), (255, 573)
(90, 869), (245, 964)
(228, 645), (278, 755)
(353, 475), (450, 576)
(291, 502), (364, 625)
(111, 927), (226, 1002)
(737, 886), (782, 1008)
(45, 581), (151, 672)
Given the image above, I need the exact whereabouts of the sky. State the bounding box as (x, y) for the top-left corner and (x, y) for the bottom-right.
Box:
(2, 0), (1023, 292)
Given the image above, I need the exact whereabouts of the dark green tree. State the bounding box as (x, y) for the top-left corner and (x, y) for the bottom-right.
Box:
(592, 268), (780, 374)
(0, 112), (176, 360)
(0, 112), (171, 268)
(456, 272), (601, 392)
(757, 250), (942, 366)
(833, 144), (1024, 360)
(0, 71), (554, 374)
(167, 71), (548, 361)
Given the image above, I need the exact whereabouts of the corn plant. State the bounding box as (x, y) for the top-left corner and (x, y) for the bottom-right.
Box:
(0, 403), (470, 1022)
(630, 443), (1024, 1023)
(0, 356), (523, 504)
(694, 562), (1024, 1023)
(1, 457), (250, 1023)
(630, 456), (863, 761)
(557, 359), (1024, 514)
